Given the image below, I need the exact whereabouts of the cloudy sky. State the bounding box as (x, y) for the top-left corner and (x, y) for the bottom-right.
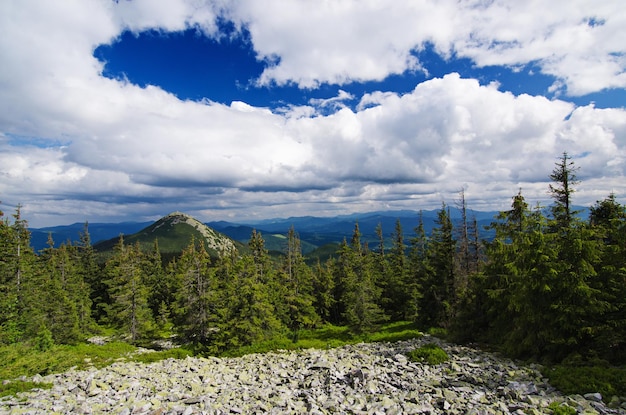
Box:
(1, 0), (626, 228)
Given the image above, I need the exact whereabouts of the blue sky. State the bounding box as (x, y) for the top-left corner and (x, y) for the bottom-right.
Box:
(1, 0), (626, 227)
(94, 27), (624, 112)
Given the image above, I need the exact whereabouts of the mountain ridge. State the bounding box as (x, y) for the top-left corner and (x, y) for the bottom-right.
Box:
(29, 206), (590, 252)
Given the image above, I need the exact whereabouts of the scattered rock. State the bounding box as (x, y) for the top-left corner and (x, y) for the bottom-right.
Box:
(1, 337), (625, 414)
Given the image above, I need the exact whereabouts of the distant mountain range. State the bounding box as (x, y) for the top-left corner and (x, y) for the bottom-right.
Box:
(29, 208), (500, 253)
(29, 206), (591, 254)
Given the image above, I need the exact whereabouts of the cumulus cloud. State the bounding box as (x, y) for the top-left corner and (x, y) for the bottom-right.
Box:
(225, 0), (626, 95)
(0, 0), (625, 226)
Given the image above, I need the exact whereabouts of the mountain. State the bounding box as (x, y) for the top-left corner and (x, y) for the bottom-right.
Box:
(29, 221), (152, 252)
(31, 206), (591, 254)
(93, 212), (239, 258)
(209, 208), (500, 249)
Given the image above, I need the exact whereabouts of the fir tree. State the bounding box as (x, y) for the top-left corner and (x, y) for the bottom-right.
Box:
(421, 204), (456, 328)
(337, 223), (384, 334)
(105, 238), (153, 342)
(279, 226), (318, 340)
(549, 151), (580, 231)
(174, 237), (222, 347)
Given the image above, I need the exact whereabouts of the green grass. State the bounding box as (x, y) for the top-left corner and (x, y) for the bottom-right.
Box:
(0, 380), (53, 398)
(0, 341), (136, 381)
(220, 321), (422, 357)
(406, 343), (449, 365)
(545, 363), (626, 402)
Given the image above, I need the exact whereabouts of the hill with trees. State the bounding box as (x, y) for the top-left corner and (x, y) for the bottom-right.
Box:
(1, 152), (624, 369)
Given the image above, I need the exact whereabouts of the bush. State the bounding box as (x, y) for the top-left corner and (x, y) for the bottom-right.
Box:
(407, 343), (449, 365)
(548, 402), (577, 415)
(0, 380), (52, 398)
(545, 364), (626, 402)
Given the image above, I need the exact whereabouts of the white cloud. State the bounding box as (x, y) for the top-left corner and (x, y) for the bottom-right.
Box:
(0, 0), (625, 226)
(224, 0), (626, 95)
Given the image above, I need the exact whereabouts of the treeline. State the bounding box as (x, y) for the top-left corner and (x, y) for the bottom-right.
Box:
(1, 153), (624, 364)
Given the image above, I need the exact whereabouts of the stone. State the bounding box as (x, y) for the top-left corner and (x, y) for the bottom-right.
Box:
(2, 338), (626, 415)
(585, 392), (604, 402)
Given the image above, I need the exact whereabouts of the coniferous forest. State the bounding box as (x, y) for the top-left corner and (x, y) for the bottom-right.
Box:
(1, 152), (625, 367)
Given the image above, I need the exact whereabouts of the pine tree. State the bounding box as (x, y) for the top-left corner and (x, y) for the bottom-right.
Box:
(549, 151), (580, 231)
(337, 223), (384, 333)
(0, 205), (36, 343)
(279, 226), (318, 340)
(32, 240), (82, 344)
(386, 219), (410, 319)
(421, 204), (456, 328)
(587, 194), (626, 361)
(174, 237), (222, 348)
(221, 232), (283, 348)
(407, 211), (429, 323)
(312, 258), (335, 322)
(105, 238), (153, 342)
(77, 222), (106, 323)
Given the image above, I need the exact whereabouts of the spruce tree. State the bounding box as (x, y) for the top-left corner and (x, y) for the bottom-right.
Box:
(33, 240), (82, 344)
(549, 151), (580, 230)
(0, 205), (36, 343)
(337, 223), (384, 333)
(587, 194), (625, 361)
(421, 204), (456, 328)
(386, 219), (410, 319)
(222, 232), (283, 348)
(279, 226), (318, 340)
(77, 222), (106, 322)
(105, 238), (153, 342)
(407, 211), (429, 323)
(174, 237), (222, 348)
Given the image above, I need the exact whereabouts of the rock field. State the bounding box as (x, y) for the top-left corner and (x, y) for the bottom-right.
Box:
(1, 336), (625, 414)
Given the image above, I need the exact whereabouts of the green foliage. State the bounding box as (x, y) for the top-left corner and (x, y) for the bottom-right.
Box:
(0, 380), (52, 398)
(0, 341), (136, 380)
(366, 321), (422, 343)
(34, 326), (54, 351)
(131, 347), (193, 363)
(547, 402), (577, 415)
(104, 238), (154, 342)
(407, 343), (449, 365)
(545, 363), (626, 402)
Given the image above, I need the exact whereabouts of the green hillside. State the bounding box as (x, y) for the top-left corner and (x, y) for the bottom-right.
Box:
(94, 212), (241, 259)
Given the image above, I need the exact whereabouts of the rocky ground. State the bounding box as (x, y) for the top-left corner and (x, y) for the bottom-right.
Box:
(1, 336), (625, 414)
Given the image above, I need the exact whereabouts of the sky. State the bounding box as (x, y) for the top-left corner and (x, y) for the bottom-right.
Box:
(1, 0), (626, 228)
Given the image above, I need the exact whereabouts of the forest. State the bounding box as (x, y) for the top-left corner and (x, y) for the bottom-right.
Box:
(1, 152), (625, 367)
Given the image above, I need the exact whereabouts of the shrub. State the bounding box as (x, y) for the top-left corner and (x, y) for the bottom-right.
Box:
(545, 364), (626, 402)
(548, 402), (577, 415)
(407, 343), (449, 365)
(0, 381), (52, 398)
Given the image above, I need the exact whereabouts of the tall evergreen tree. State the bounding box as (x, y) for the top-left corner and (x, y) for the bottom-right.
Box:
(421, 204), (456, 328)
(279, 226), (318, 340)
(407, 211), (429, 323)
(105, 238), (153, 342)
(312, 258), (335, 323)
(0, 205), (36, 344)
(588, 194), (626, 362)
(173, 237), (223, 348)
(222, 232), (283, 348)
(386, 219), (410, 319)
(549, 151), (580, 230)
(32, 240), (82, 344)
(336, 223), (384, 333)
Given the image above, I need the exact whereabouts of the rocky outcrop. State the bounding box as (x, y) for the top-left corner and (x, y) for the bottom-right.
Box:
(2, 336), (625, 414)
